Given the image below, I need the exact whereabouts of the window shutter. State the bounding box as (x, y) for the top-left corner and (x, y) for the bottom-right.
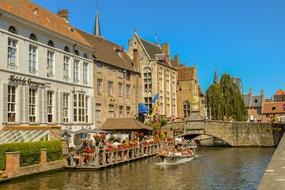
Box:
(60, 92), (64, 123)
(3, 84), (8, 124)
(43, 90), (47, 123)
(55, 91), (59, 123)
(19, 86), (24, 122)
(38, 88), (43, 122)
(24, 86), (29, 123)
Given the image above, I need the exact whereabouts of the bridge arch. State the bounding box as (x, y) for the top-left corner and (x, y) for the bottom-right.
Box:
(178, 133), (233, 147)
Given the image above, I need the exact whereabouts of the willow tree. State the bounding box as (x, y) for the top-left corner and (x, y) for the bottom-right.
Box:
(206, 83), (224, 120)
(206, 74), (246, 121)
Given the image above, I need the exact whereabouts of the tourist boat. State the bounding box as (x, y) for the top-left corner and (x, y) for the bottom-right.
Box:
(158, 148), (196, 164)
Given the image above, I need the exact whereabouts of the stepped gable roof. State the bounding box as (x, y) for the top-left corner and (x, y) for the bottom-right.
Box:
(99, 118), (153, 131)
(0, 0), (91, 47)
(262, 102), (285, 114)
(243, 94), (262, 108)
(178, 66), (194, 81)
(170, 59), (179, 68)
(275, 89), (285, 96)
(78, 30), (136, 72)
(139, 38), (162, 59)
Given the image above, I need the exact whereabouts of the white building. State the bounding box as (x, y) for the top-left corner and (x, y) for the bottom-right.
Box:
(0, 1), (95, 146)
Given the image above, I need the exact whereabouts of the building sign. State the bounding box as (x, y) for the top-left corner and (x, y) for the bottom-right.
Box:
(9, 75), (47, 87)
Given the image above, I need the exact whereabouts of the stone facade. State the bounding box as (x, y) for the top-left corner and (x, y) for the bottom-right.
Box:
(243, 88), (264, 122)
(127, 33), (178, 117)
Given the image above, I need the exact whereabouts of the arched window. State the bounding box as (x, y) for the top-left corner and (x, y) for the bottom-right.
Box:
(83, 53), (88, 59)
(64, 46), (70, 53)
(29, 33), (37, 41)
(143, 67), (152, 92)
(74, 50), (79, 56)
(8, 26), (17, 34)
(47, 40), (54, 47)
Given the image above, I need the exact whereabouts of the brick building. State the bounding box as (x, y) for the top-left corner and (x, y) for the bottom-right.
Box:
(242, 88), (264, 122)
(127, 33), (178, 118)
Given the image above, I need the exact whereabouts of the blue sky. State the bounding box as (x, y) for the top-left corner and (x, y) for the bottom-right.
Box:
(33, 0), (285, 98)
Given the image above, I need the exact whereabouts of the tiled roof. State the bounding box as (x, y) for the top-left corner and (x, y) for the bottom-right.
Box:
(78, 30), (136, 72)
(243, 94), (262, 108)
(275, 89), (285, 96)
(140, 38), (162, 59)
(262, 102), (285, 114)
(178, 67), (194, 81)
(170, 59), (179, 68)
(99, 118), (153, 130)
(0, 0), (92, 47)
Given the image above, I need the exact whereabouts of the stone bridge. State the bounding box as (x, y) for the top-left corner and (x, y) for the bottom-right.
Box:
(163, 121), (285, 147)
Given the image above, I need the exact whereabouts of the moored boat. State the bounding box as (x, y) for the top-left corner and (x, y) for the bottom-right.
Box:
(158, 147), (196, 164)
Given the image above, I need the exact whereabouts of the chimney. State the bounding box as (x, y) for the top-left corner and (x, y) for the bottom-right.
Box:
(174, 54), (180, 64)
(249, 88), (252, 97)
(133, 49), (140, 71)
(57, 9), (69, 22)
(162, 43), (170, 63)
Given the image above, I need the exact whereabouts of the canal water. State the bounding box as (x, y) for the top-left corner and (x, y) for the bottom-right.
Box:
(0, 147), (274, 190)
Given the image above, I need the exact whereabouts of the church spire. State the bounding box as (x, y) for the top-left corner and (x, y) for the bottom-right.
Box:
(214, 70), (219, 84)
(94, 2), (101, 36)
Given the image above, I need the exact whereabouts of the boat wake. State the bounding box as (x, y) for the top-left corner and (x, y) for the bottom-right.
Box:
(155, 155), (199, 166)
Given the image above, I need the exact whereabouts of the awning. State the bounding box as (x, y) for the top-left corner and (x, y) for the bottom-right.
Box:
(99, 118), (153, 131)
(63, 129), (110, 135)
(138, 103), (150, 113)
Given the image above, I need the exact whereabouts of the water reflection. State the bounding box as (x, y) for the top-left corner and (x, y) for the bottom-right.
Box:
(0, 148), (274, 190)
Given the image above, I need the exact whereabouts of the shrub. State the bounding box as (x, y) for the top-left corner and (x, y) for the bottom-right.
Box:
(0, 140), (63, 170)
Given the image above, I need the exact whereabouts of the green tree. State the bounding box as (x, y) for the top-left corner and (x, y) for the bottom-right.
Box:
(206, 74), (246, 121)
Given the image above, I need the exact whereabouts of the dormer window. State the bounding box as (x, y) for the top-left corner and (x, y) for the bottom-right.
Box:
(254, 99), (258, 103)
(115, 47), (123, 57)
(74, 50), (79, 56)
(83, 53), (88, 59)
(8, 26), (17, 34)
(29, 33), (37, 41)
(272, 107), (276, 111)
(33, 8), (38, 15)
(64, 46), (70, 53)
(48, 40), (54, 47)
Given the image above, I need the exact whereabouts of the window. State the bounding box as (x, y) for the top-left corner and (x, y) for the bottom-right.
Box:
(63, 93), (69, 122)
(272, 107), (276, 111)
(29, 44), (37, 74)
(126, 84), (131, 97)
(108, 81), (113, 96)
(254, 99), (258, 103)
(29, 33), (37, 41)
(8, 85), (16, 122)
(8, 26), (17, 34)
(143, 67), (152, 92)
(47, 50), (54, 77)
(73, 94), (78, 122)
(97, 79), (103, 95)
(119, 106), (124, 118)
(48, 40), (54, 47)
(74, 59), (80, 83)
(63, 56), (70, 81)
(8, 38), (17, 70)
(96, 103), (101, 122)
(64, 46), (70, 52)
(96, 62), (102, 71)
(47, 91), (53, 123)
(29, 88), (36, 122)
(83, 53), (88, 59)
(183, 101), (191, 119)
(126, 106), (131, 117)
(118, 82), (123, 97)
(73, 93), (85, 122)
(83, 62), (89, 84)
(144, 97), (152, 110)
(108, 104), (115, 118)
(125, 71), (131, 80)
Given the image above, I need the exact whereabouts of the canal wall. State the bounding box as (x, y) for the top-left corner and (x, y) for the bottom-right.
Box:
(0, 149), (65, 183)
(258, 132), (285, 189)
(164, 121), (284, 147)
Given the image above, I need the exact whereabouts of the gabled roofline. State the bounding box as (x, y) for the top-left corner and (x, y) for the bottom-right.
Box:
(132, 32), (153, 61)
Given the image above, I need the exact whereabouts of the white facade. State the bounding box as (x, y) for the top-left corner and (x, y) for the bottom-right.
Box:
(0, 14), (95, 146)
